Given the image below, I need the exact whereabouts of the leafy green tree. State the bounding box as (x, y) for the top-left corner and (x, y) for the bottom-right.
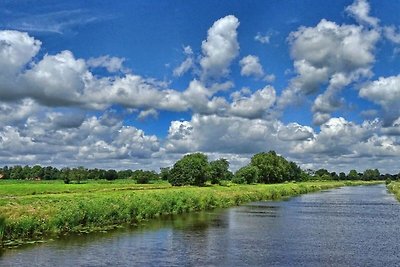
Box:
(132, 170), (158, 184)
(160, 167), (171, 181)
(233, 165), (259, 184)
(168, 153), (209, 186)
(250, 151), (300, 183)
(31, 165), (44, 179)
(339, 172), (347, 180)
(348, 169), (359, 180)
(104, 170), (118, 181)
(209, 158), (230, 184)
(362, 169), (380, 181)
(10, 165), (23, 180)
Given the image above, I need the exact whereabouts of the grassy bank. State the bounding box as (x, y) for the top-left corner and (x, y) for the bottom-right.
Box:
(0, 180), (379, 246)
(387, 181), (400, 201)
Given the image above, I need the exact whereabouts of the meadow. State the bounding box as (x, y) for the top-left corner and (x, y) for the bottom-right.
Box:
(0, 180), (380, 246)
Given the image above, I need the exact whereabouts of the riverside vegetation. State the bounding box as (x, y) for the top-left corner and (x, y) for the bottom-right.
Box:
(0, 180), (379, 246)
(0, 151), (390, 247)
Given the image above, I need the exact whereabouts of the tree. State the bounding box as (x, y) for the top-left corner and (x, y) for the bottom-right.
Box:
(362, 169), (380, 181)
(339, 172), (347, 180)
(233, 165), (259, 184)
(160, 167), (171, 181)
(132, 170), (158, 184)
(209, 158), (230, 184)
(348, 169), (359, 180)
(168, 153), (209, 186)
(104, 170), (118, 181)
(250, 151), (301, 183)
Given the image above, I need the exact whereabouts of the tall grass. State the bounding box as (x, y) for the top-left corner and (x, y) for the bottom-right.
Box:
(0, 216), (5, 247)
(0, 181), (379, 243)
(387, 181), (400, 201)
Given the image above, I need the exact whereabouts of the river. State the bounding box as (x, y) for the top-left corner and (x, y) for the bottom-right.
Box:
(1, 184), (399, 266)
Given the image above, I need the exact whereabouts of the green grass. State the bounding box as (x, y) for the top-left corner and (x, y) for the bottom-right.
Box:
(387, 181), (400, 201)
(0, 179), (170, 197)
(0, 180), (380, 245)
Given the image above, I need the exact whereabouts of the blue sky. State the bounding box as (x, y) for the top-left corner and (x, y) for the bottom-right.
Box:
(1, 0), (400, 173)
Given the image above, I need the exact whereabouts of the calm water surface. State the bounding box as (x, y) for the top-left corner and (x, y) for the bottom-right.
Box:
(1, 184), (399, 266)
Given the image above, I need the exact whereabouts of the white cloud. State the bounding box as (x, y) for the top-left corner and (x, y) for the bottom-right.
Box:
(200, 15), (240, 81)
(0, 30), (41, 75)
(137, 109), (159, 121)
(239, 55), (264, 78)
(280, 18), (379, 124)
(345, 0), (379, 28)
(87, 55), (127, 73)
(229, 86), (276, 119)
(359, 75), (400, 124)
(278, 123), (315, 141)
(173, 45), (194, 77)
(384, 26), (400, 44)
(254, 32), (270, 44)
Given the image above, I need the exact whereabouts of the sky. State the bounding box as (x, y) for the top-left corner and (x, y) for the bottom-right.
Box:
(1, 0), (400, 173)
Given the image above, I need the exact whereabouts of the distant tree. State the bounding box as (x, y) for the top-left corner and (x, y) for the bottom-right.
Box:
(209, 158), (230, 184)
(10, 165), (23, 180)
(233, 165), (259, 184)
(339, 172), (347, 180)
(104, 169), (118, 181)
(251, 151), (288, 183)
(160, 167), (171, 181)
(330, 172), (339, 180)
(168, 153), (210, 186)
(288, 161), (302, 181)
(132, 170), (158, 184)
(362, 169), (380, 181)
(31, 165), (44, 179)
(117, 170), (133, 180)
(348, 170), (359, 180)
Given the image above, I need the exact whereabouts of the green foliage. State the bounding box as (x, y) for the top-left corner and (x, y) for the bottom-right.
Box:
(362, 169), (380, 181)
(209, 158), (230, 184)
(250, 151), (303, 183)
(132, 170), (158, 184)
(160, 167), (171, 181)
(104, 170), (118, 181)
(348, 169), (359, 180)
(168, 153), (210, 186)
(233, 165), (259, 184)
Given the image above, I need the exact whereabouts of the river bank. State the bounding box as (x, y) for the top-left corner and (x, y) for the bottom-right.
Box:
(0, 180), (380, 247)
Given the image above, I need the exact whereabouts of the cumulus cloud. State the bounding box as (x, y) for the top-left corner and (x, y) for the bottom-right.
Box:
(200, 15), (240, 81)
(384, 26), (400, 44)
(0, 112), (160, 168)
(279, 18), (379, 124)
(173, 46), (194, 77)
(137, 109), (159, 121)
(87, 55), (127, 73)
(278, 123), (315, 141)
(229, 86), (276, 119)
(345, 0), (379, 28)
(359, 75), (400, 124)
(239, 55), (264, 78)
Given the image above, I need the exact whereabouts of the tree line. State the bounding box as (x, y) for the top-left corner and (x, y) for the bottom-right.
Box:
(0, 151), (398, 185)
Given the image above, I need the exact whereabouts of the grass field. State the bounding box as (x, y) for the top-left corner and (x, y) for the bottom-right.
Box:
(0, 180), (380, 246)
